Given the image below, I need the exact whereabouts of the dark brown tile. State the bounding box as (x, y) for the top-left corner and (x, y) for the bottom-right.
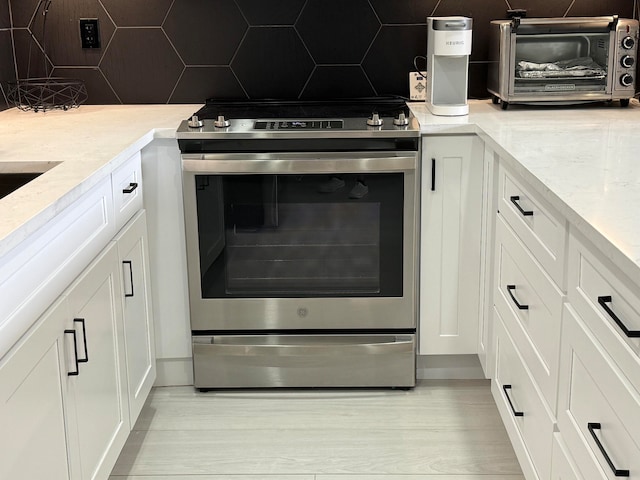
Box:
(9, 0), (39, 28)
(51, 67), (120, 104)
(297, 0), (380, 64)
(29, 0), (115, 67)
(169, 67), (246, 103)
(369, 0), (439, 24)
(468, 62), (490, 99)
(362, 25), (427, 97)
(163, 0), (247, 65)
(13, 28), (51, 79)
(100, 0), (173, 27)
(300, 66), (376, 99)
(0, 29), (13, 110)
(236, 0), (306, 25)
(433, 0), (510, 62)
(566, 0), (634, 18)
(0, 83), (8, 111)
(507, 0), (574, 18)
(100, 28), (184, 103)
(0, 0), (10, 29)
(231, 27), (314, 98)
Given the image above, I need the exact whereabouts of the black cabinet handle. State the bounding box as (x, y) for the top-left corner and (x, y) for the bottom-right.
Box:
(588, 422), (629, 477)
(64, 329), (79, 376)
(74, 318), (89, 363)
(510, 195), (533, 216)
(503, 384), (524, 417)
(123, 260), (134, 297)
(507, 285), (529, 310)
(431, 158), (436, 191)
(122, 182), (138, 194)
(598, 296), (640, 338)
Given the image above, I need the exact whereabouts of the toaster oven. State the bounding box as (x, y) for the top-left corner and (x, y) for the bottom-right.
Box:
(487, 16), (639, 109)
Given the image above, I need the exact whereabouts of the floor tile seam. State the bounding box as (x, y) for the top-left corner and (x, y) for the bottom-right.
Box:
(129, 425), (511, 433)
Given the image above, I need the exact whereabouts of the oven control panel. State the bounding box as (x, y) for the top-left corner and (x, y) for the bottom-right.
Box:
(615, 23), (639, 91)
(254, 120), (344, 130)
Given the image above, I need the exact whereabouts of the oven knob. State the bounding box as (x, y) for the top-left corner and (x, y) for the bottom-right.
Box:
(621, 55), (635, 68)
(366, 112), (384, 126)
(622, 36), (635, 50)
(393, 112), (409, 126)
(214, 115), (230, 128)
(620, 73), (634, 87)
(187, 115), (203, 128)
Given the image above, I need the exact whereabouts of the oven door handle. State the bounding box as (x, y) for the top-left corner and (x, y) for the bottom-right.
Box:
(193, 336), (415, 356)
(182, 153), (417, 174)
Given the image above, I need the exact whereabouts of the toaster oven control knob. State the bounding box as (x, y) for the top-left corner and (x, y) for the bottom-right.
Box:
(214, 115), (230, 128)
(187, 115), (203, 128)
(622, 36), (635, 50)
(367, 112), (384, 127)
(393, 112), (409, 126)
(620, 73), (634, 87)
(621, 55), (635, 68)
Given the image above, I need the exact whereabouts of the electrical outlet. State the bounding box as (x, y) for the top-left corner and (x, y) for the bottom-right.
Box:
(80, 18), (100, 49)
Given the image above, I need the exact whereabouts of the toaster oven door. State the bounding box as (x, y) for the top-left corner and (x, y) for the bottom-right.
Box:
(509, 30), (613, 97)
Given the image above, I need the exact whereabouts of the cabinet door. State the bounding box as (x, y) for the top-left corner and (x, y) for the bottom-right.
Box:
(0, 299), (71, 480)
(419, 135), (484, 354)
(116, 210), (156, 425)
(64, 242), (129, 480)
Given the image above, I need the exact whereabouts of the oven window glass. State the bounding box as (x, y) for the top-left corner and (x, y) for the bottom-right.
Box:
(194, 173), (403, 298)
(513, 33), (609, 93)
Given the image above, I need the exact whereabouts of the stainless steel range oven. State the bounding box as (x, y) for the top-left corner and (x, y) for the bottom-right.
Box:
(176, 98), (420, 389)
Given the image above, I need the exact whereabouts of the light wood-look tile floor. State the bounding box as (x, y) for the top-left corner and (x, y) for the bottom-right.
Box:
(109, 379), (524, 480)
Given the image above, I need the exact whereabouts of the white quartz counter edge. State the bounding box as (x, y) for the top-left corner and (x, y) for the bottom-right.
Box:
(0, 105), (199, 257)
(410, 100), (640, 288)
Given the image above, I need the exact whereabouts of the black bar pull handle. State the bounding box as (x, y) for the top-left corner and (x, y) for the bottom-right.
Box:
(598, 296), (640, 338)
(123, 182), (138, 194)
(510, 195), (533, 216)
(588, 422), (629, 477)
(123, 260), (134, 297)
(74, 318), (89, 363)
(507, 285), (529, 310)
(64, 329), (79, 376)
(503, 384), (524, 417)
(431, 158), (436, 191)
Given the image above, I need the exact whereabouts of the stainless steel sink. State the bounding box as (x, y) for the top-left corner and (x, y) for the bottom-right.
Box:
(0, 162), (60, 199)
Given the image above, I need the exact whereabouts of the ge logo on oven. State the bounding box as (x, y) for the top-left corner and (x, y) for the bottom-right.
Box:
(297, 307), (309, 318)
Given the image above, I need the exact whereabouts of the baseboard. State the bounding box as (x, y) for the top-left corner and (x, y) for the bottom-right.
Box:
(155, 357), (193, 386)
(416, 354), (487, 379)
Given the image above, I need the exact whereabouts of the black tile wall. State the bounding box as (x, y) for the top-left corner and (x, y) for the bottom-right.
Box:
(1, 0), (638, 109)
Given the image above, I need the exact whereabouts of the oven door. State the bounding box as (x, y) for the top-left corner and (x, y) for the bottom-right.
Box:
(182, 151), (418, 331)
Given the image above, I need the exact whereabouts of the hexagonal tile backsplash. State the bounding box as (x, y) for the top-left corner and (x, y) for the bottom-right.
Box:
(0, 0), (637, 108)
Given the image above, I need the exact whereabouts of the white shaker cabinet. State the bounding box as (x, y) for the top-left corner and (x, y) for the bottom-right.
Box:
(419, 135), (485, 354)
(116, 210), (156, 424)
(63, 242), (130, 480)
(0, 299), (71, 480)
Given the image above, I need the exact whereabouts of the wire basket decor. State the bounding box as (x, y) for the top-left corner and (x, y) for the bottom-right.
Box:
(10, 0), (88, 112)
(8, 78), (88, 112)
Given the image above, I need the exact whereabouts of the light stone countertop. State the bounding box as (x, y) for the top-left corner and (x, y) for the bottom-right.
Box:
(0, 104), (199, 257)
(1, 100), (640, 287)
(410, 99), (640, 287)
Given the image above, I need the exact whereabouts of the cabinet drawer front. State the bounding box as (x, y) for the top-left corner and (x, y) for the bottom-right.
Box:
(112, 152), (143, 230)
(498, 165), (567, 287)
(568, 230), (640, 387)
(551, 433), (582, 480)
(494, 310), (555, 480)
(495, 214), (563, 411)
(558, 305), (640, 480)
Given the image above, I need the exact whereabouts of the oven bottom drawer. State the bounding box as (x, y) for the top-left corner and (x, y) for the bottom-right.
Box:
(192, 334), (416, 389)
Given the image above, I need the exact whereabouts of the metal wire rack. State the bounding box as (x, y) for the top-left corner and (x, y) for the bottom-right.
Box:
(8, 77), (88, 112)
(9, 0), (88, 112)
